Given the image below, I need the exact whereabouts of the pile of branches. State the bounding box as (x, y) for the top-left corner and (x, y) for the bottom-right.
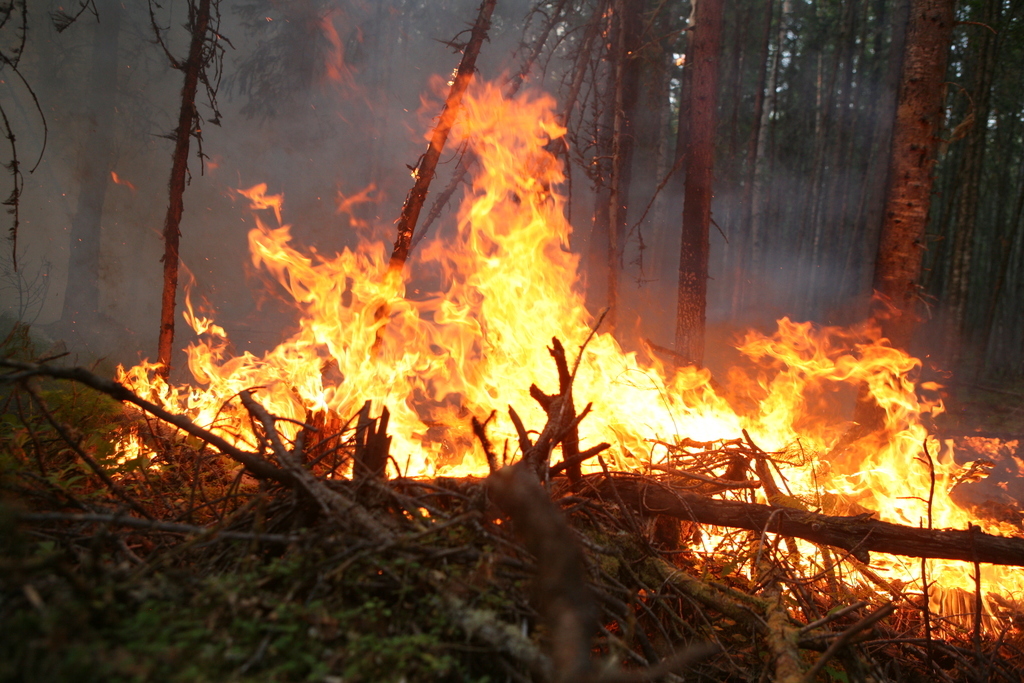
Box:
(3, 339), (1024, 682)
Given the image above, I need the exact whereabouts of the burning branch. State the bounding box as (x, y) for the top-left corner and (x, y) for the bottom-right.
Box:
(388, 0), (497, 272)
(599, 474), (1024, 566)
(0, 358), (290, 485)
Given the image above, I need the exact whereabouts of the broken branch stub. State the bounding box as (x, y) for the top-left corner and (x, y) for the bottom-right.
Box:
(353, 400), (392, 480)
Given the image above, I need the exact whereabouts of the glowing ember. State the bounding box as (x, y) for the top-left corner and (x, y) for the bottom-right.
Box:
(118, 80), (1022, 611)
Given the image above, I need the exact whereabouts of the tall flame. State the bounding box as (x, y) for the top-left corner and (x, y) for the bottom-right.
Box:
(119, 80), (1022, 612)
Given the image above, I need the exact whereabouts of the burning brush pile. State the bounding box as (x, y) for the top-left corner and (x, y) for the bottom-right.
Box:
(3, 83), (1024, 681)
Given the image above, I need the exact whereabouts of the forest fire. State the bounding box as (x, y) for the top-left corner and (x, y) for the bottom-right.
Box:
(114, 81), (1023, 616)
(7, 0), (1024, 677)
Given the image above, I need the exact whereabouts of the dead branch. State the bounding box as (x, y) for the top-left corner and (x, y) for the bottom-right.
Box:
(388, 0), (497, 272)
(648, 555), (770, 634)
(0, 358), (291, 485)
(596, 642), (721, 683)
(802, 603), (896, 682)
(598, 475), (1024, 566)
(352, 400), (391, 480)
(240, 390), (394, 543)
(21, 381), (153, 520)
(648, 463), (761, 490)
(15, 511), (298, 544)
(487, 461), (596, 682)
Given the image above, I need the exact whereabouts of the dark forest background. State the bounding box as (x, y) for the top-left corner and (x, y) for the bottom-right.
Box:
(1, 0), (1022, 383)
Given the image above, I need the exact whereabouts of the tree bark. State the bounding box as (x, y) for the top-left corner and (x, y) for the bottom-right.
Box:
(870, 0), (955, 351)
(844, 0), (909, 307)
(156, 0), (213, 378)
(626, 2), (672, 328)
(675, 0), (723, 366)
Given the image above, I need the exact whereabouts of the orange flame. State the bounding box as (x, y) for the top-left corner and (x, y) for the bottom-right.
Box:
(119, 80), (1023, 616)
(320, 12), (357, 90)
(110, 171), (136, 192)
(335, 182), (380, 230)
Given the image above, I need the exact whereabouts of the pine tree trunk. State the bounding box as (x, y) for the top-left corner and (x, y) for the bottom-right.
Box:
(156, 0), (213, 378)
(801, 0), (854, 318)
(605, 1), (639, 332)
(625, 1), (672, 331)
(977, 120), (1024, 376)
(734, 0), (775, 315)
(941, 0), (1000, 369)
(61, 0), (121, 337)
(870, 0), (955, 351)
(844, 0), (909, 305)
(747, 0), (788, 313)
(675, 0), (723, 365)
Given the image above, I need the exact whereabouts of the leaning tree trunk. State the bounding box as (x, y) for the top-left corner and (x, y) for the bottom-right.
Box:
(388, 0), (496, 273)
(674, 0), (723, 366)
(156, 0), (213, 378)
(869, 0), (955, 352)
(62, 0), (121, 337)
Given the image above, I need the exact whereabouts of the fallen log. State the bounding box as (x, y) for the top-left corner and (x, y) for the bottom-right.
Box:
(595, 475), (1024, 567)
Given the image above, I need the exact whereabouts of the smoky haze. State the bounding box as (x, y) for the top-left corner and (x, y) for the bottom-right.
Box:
(1, 0), (910, 382)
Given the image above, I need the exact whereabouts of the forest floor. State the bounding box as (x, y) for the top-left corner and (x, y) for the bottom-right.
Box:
(3, 321), (1024, 682)
(939, 381), (1024, 439)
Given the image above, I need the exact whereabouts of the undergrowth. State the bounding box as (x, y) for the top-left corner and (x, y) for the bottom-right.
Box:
(4, 322), (1024, 682)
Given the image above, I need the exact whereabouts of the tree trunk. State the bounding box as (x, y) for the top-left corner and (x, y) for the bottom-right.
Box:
(604, 477), (1024, 567)
(800, 0), (854, 318)
(156, 0), (213, 378)
(626, 2), (672, 331)
(61, 0), (121, 337)
(870, 0), (955, 351)
(747, 0), (788, 314)
(387, 0), (496, 273)
(814, 0), (860, 314)
(979, 145), (1024, 375)
(941, 0), (1000, 369)
(733, 0), (775, 315)
(843, 0), (909, 307)
(675, 0), (723, 365)
(604, 1), (639, 332)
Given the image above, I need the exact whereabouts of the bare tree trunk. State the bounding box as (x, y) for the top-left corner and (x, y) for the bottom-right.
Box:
(587, 49), (616, 316)
(843, 0), (909, 306)
(675, 0), (723, 366)
(387, 0), (496, 273)
(814, 0), (860, 312)
(941, 0), (1000, 369)
(979, 144), (1024, 376)
(156, 0), (213, 378)
(801, 0), (855, 318)
(626, 2), (672, 326)
(747, 0), (788, 313)
(733, 0), (775, 315)
(62, 0), (121, 337)
(870, 0), (955, 351)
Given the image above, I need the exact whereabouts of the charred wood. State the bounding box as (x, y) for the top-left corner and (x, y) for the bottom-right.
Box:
(598, 475), (1024, 567)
